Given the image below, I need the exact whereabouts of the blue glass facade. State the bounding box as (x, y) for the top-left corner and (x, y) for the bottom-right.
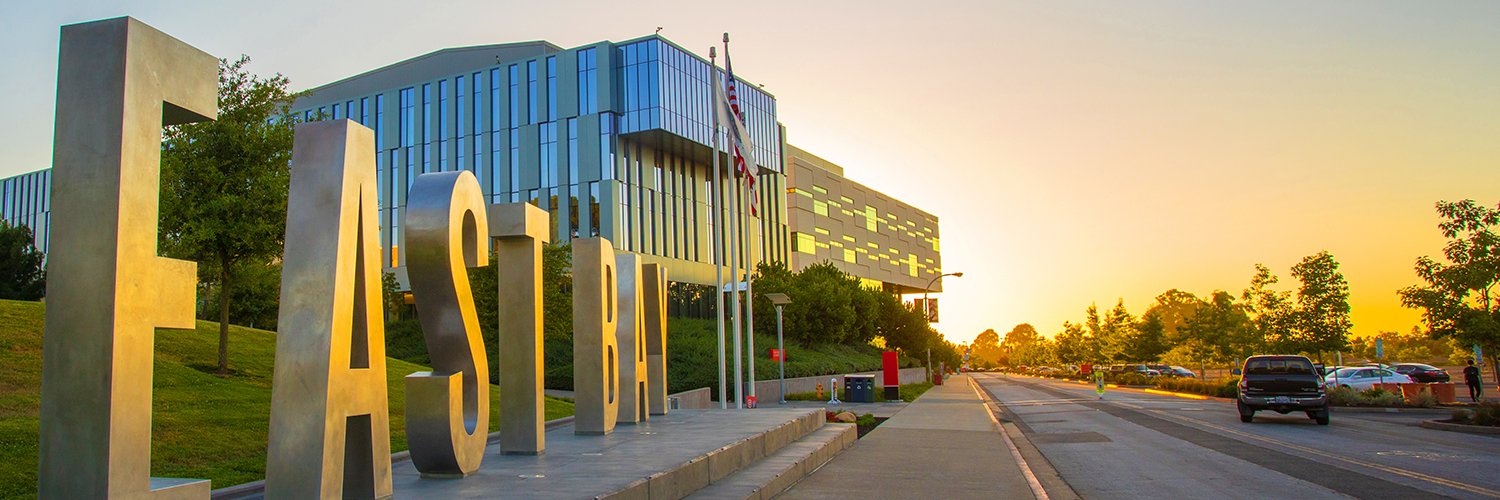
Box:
(290, 35), (790, 286)
(0, 169), (51, 256)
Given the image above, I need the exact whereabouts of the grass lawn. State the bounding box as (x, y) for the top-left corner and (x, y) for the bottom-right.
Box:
(0, 299), (573, 499)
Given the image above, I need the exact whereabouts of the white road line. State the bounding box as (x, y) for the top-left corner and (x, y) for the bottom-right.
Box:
(968, 376), (1049, 500)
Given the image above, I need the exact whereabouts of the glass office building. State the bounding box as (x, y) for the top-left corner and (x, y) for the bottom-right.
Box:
(291, 35), (789, 289)
(0, 168), (52, 256)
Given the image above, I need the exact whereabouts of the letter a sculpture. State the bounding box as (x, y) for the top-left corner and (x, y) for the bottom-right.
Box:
(266, 121), (393, 499)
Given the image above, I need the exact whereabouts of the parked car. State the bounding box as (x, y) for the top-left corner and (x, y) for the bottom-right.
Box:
(1167, 366), (1197, 378)
(1324, 367), (1413, 391)
(1236, 355), (1330, 425)
(1391, 363), (1450, 383)
(1120, 364), (1160, 377)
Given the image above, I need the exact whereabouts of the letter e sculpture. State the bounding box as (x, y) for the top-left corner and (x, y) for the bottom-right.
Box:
(39, 16), (217, 499)
(266, 121), (393, 499)
(404, 170), (490, 476)
(573, 238), (619, 435)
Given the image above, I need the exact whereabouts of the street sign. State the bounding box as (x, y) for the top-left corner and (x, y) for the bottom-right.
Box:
(1375, 338), (1384, 359)
(926, 298), (940, 323)
(769, 348), (782, 361)
(1094, 372), (1106, 399)
(1476, 344), (1484, 364)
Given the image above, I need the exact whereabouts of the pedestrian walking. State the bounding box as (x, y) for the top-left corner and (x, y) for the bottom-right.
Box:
(1464, 359), (1483, 403)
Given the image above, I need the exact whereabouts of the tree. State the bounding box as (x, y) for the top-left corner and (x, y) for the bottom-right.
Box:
(971, 329), (1004, 366)
(0, 221), (46, 300)
(1242, 264), (1292, 352)
(1052, 322), (1089, 365)
(1127, 311), (1170, 363)
(1400, 199), (1500, 375)
(1001, 323), (1045, 366)
(1180, 291), (1250, 367)
(1290, 251), (1352, 361)
(1146, 289), (1202, 343)
(160, 56), (297, 375)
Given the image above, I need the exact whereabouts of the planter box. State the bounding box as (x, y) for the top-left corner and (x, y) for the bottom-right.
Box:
(1399, 383), (1426, 402)
(1376, 383), (1403, 393)
(1428, 383), (1458, 404)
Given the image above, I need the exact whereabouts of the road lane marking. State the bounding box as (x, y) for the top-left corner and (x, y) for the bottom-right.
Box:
(1143, 388), (1210, 400)
(968, 376), (1050, 500)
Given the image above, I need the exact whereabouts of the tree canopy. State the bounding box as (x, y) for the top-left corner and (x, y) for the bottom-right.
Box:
(1400, 199), (1500, 366)
(0, 221), (46, 300)
(159, 55), (298, 375)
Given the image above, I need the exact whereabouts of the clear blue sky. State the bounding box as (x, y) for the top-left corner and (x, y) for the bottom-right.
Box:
(4, 1), (1499, 344)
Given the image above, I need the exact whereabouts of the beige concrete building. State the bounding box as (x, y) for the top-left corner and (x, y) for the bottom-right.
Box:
(785, 145), (943, 294)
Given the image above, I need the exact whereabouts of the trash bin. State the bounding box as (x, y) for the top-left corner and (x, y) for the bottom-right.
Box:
(845, 375), (875, 403)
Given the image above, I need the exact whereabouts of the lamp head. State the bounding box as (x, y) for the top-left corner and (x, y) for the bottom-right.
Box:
(765, 292), (791, 305)
(953, 272), (964, 277)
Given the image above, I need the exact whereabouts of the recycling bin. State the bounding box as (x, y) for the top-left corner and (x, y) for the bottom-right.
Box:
(845, 374), (876, 403)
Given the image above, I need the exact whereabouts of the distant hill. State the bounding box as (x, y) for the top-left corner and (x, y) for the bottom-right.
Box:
(0, 299), (573, 498)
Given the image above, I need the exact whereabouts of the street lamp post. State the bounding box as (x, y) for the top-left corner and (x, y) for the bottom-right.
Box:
(921, 272), (962, 383)
(765, 293), (792, 404)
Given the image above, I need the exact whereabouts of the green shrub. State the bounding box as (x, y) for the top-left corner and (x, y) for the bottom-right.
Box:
(1327, 386), (1358, 406)
(1407, 389), (1439, 408)
(1358, 388), (1403, 407)
(1153, 376), (1240, 398)
(855, 413), (877, 426)
(1112, 373), (1151, 386)
(1453, 402), (1500, 426)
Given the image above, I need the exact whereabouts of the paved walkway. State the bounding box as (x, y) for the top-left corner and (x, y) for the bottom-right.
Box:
(780, 375), (1037, 499)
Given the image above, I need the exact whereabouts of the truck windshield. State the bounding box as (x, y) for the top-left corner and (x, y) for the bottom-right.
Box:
(1245, 358), (1314, 375)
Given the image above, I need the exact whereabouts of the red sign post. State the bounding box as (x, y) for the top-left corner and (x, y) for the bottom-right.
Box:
(769, 348), (782, 361)
(882, 352), (900, 401)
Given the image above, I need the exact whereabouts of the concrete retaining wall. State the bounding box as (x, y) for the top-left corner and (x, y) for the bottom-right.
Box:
(666, 367), (929, 408)
(669, 387), (716, 409)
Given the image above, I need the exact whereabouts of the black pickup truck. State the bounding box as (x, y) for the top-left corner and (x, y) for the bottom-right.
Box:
(1236, 355), (1329, 425)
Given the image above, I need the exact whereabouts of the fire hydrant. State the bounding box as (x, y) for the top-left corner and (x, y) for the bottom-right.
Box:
(815, 383), (824, 400)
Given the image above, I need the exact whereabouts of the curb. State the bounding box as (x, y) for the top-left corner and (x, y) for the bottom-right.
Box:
(1331, 406), (1452, 415)
(1420, 419), (1500, 435)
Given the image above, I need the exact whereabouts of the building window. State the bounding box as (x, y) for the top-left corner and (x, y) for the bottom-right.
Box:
(813, 200), (828, 217)
(546, 56), (557, 121)
(577, 47), (598, 115)
(566, 118), (578, 185)
(588, 181), (600, 237)
(438, 79), (449, 171)
(508, 65), (519, 128)
(599, 115), (615, 180)
(540, 122), (557, 189)
(509, 130), (520, 201)
(455, 76), (465, 171)
(421, 83), (432, 173)
(527, 60), (537, 125)
(793, 232), (816, 255)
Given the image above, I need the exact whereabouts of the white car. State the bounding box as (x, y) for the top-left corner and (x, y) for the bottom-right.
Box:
(1324, 367), (1412, 391)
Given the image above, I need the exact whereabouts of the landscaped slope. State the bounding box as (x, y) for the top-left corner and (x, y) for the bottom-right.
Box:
(0, 299), (573, 498)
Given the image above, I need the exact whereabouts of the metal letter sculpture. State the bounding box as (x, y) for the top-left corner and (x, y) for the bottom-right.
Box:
(642, 263), (670, 415)
(615, 254), (649, 424)
(573, 238), (620, 435)
(266, 121), (393, 499)
(39, 16), (217, 499)
(404, 171), (490, 476)
(489, 203), (550, 454)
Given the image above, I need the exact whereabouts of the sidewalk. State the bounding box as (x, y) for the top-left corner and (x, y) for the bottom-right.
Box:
(779, 375), (1037, 499)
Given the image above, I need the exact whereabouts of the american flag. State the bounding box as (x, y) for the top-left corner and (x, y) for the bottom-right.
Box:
(721, 40), (760, 217)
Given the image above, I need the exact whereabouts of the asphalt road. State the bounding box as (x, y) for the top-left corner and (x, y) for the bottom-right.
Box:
(971, 373), (1500, 499)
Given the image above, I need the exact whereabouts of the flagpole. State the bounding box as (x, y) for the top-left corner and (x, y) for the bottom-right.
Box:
(727, 33), (757, 401)
(709, 46), (727, 410)
(728, 151), (744, 410)
(744, 176), (757, 400)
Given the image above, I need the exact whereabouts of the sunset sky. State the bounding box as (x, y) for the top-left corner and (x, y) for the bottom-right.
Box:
(3, 1), (1497, 344)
